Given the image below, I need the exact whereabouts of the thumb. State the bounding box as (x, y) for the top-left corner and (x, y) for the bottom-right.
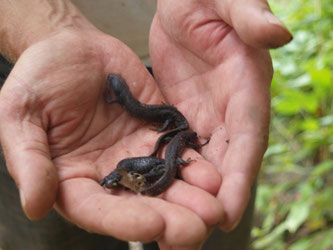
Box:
(0, 81), (58, 220)
(215, 0), (293, 48)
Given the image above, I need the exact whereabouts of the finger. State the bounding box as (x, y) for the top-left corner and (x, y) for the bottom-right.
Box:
(161, 150), (224, 227)
(180, 153), (221, 196)
(215, 0), (293, 48)
(213, 61), (270, 230)
(217, 91), (269, 230)
(160, 179), (224, 227)
(55, 178), (163, 242)
(56, 178), (207, 246)
(217, 134), (266, 231)
(141, 195), (207, 247)
(0, 85), (57, 220)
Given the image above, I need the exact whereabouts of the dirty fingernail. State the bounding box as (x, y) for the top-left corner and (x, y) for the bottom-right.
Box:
(264, 11), (293, 46)
(19, 189), (32, 220)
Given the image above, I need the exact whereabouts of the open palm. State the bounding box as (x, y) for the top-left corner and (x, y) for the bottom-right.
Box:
(149, 0), (291, 231)
(0, 30), (223, 247)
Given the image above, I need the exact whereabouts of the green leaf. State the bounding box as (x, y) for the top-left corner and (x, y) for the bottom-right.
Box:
(252, 223), (287, 249)
(284, 201), (310, 233)
(289, 73), (311, 88)
(311, 160), (333, 176)
(300, 118), (319, 131)
(320, 115), (333, 126)
(264, 144), (288, 158)
(289, 238), (312, 250)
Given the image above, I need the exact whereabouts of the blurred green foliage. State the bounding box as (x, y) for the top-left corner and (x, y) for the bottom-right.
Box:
(251, 0), (333, 249)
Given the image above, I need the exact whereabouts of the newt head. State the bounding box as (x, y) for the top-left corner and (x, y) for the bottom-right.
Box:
(100, 171), (122, 188)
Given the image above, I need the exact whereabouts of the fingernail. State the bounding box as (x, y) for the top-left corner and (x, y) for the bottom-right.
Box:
(19, 189), (32, 220)
(264, 11), (293, 46)
(229, 218), (241, 231)
(220, 218), (241, 232)
(264, 11), (286, 27)
(19, 189), (26, 207)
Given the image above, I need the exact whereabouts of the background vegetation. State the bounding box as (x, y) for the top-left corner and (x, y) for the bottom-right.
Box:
(251, 0), (333, 249)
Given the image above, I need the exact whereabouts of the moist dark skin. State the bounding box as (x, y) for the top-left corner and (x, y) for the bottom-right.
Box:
(105, 74), (189, 156)
(142, 130), (200, 196)
(100, 156), (166, 189)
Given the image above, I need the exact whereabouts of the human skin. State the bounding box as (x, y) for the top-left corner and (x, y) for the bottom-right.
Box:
(0, 0), (292, 249)
(0, 1), (223, 248)
(149, 0), (292, 237)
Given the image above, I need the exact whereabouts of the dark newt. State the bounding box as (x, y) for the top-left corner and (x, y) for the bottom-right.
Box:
(141, 130), (200, 196)
(105, 74), (189, 156)
(100, 131), (208, 195)
(100, 156), (165, 192)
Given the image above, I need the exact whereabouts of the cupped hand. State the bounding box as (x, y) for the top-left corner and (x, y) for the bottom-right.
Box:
(150, 0), (292, 232)
(0, 29), (223, 248)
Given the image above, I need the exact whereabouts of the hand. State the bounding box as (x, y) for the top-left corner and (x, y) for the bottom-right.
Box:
(150, 0), (292, 235)
(0, 29), (223, 248)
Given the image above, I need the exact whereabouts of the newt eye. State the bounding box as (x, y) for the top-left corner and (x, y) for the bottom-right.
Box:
(105, 180), (118, 188)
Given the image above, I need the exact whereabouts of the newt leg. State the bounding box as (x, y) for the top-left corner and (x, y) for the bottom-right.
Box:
(177, 157), (193, 166)
(153, 119), (170, 132)
(150, 129), (180, 157)
(143, 164), (165, 182)
(104, 90), (119, 104)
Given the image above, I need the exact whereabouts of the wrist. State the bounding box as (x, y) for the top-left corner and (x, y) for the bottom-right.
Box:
(0, 0), (96, 62)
